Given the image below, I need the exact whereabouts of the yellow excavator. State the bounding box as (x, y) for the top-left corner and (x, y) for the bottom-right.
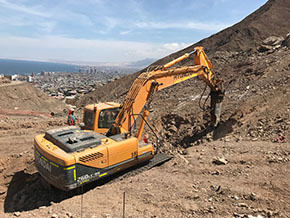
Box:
(34, 47), (224, 191)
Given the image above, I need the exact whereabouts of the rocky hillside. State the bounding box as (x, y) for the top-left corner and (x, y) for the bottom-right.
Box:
(76, 0), (290, 105)
(76, 0), (290, 150)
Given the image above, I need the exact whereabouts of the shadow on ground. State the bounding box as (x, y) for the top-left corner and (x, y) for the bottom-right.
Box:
(4, 160), (152, 213)
(4, 171), (69, 213)
(213, 117), (237, 140)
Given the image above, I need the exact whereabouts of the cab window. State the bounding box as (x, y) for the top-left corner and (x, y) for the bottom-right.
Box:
(84, 110), (95, 129)
(98, 108), (120, 129)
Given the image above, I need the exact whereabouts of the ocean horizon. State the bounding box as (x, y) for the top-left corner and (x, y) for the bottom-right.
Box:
(0, 58), (80, 75)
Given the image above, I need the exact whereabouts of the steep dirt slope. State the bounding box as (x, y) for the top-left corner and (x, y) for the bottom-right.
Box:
(196, 0), (290, 53)
(76, 0), (290, 147)
(76, 0), (290, 107)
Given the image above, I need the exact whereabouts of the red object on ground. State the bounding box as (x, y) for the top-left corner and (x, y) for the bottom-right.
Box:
(273, 136), (287, 143)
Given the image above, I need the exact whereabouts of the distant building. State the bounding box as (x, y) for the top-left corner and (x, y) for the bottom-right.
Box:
(4, 74), (18, 81)
(27, 76), (33, 82)
(41, 71), (55, 76)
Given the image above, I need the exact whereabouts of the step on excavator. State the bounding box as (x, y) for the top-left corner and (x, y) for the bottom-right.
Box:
(34, 47), (224, 191)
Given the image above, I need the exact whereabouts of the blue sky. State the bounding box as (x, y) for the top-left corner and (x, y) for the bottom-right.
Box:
(0, 0), (267, 63)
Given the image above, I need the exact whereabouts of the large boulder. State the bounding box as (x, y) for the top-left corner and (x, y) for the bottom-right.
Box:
(258, 44), (273, 53)
(258, 36), (284, 53)
(262, 36), (284, 46)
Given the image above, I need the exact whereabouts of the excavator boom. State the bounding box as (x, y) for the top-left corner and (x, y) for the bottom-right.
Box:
(108, 47), (224, 136)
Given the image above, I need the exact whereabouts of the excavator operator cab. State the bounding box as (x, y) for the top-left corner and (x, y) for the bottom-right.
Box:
(82, 102), (121, 134)
(98, 108), (119, 128)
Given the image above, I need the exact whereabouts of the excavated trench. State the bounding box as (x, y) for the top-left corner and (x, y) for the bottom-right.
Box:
(156, 111), (240, 152)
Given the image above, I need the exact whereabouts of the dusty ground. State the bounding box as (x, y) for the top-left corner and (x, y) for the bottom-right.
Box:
(1, 121), (290, 218)
(1, 0), (290, 217)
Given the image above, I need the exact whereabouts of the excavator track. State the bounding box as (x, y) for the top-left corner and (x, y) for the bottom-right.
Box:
(107, 153), (172, 184)
(37, 153), (172, 192)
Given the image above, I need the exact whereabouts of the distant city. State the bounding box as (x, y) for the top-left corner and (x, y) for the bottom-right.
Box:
(1, 69), (126, 104)
(0, 58), (154, 104)
(0, 57), (158, 104)
(32, 69), (127, 104)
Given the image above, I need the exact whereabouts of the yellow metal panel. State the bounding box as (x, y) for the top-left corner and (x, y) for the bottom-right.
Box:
(74, 145), (109, 169)
(107, 137), (138, 166)
(34, 134), (75, 166)
(137, 144), (154, 156)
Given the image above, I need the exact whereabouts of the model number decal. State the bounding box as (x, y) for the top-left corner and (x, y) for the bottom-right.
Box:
(77, 171), (101, 183)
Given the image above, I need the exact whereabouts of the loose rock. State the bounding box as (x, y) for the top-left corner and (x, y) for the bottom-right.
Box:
(212, 157), (228, 165)
(13, 212), (21, 217)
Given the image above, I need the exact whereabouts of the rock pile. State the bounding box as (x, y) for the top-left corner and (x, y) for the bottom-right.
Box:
(258, 33), (290, 53)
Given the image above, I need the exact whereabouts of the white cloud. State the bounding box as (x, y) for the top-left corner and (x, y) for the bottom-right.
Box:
(0, 16), (29, 26)
(103, 16), (119, 31)
(38, 22), (56, 33)
(163, 43), (190, 52)
(120, 30), (132, 35)
(186, 21), (229, 31)
(0, 35), (190, 62)
(0, 1), (233, 64)
(0, 15), (56, 33)
(135, 21), (229, 32)
(0, 0), (50, 17)
(127, 0), (147, 20)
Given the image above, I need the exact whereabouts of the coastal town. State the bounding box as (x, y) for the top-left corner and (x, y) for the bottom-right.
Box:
(0, 66), (134, 103)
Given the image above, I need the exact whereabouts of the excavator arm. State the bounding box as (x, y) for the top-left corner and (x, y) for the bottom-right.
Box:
(107, 47), (224, 137)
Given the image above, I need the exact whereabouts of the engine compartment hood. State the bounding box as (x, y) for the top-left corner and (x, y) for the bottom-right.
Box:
(44, 126), (107, 153)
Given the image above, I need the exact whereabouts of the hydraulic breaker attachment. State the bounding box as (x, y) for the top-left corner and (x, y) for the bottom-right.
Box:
(210, 89), (225, 127)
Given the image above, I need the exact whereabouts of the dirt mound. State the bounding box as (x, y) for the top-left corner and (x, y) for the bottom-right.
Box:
(0, 82), (66, 114)
(0, 77), (10, 85)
